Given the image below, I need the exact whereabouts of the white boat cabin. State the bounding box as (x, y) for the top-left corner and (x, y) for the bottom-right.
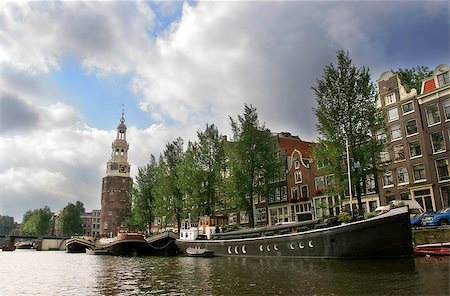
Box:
(180, 216), (217, 240)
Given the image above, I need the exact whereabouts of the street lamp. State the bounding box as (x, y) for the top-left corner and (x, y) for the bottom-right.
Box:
(344, 131), (354, 217)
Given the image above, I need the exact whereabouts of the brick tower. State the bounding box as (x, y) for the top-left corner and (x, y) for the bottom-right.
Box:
(99, 112), (132, 237)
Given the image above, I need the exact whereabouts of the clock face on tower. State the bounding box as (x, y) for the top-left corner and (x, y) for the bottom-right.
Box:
(119, 164), (127, 173)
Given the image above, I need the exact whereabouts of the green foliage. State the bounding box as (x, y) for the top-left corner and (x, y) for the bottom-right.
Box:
(59, 202), (82, 236)
(0, 215), (16, 235)
(397, 66), (432, 93)
(128, 155), (158, 232)
(21, 206), (53, 236)
(337, 212), (350, 223)
(312, 50), (385, 214)
(228, 104), (282, 227)
(152, 138), (187, 232)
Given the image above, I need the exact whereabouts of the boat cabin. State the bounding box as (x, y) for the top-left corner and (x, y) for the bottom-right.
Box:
(180, 216), (220, 240)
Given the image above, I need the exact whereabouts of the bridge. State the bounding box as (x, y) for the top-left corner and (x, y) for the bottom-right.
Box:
(0, 234), (68, 251)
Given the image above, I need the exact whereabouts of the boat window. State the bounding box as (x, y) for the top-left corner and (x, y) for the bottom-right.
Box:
(228, 246), (232, 254)
(234, 246), (239, 254)
(299, 242), (304, 249)
(289, 243), (295, 250)
(266, 245), (271, 252)
(274, 244), (278, 251)
(259, 245), (264, 252)
(308, 241), (314, 248)
(242, 245), (247, 254)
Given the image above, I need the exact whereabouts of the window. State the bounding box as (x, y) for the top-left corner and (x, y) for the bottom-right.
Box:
(240, 211), (249, 224)
(291, 187), (298, 200)
(436, 158), (449, 181)
(405, 119), (418, 136)
(387, 107), (399, 121)
(294, 160), (300, 169)
(300, 185), (308, 199)
(325, 175), (334, 188)
(408, 140), (422, 158)
(294, 170), (302, 183)
(281, 186), (287, 200)
(315, 176), (325, 193)
(444, 99), (450, 121)
(376, 130), (387, 141)
(384, 93), (396, 105)
(256, 208), (267, 222)
(431, 131), (445, 153)
(400, 192), (411, 200)
(383, 171), (393, 187)
(229, 212), (237, 224)
(394, 145), (405, 161)
(275, 188), (280, 200)
(402, 101), (414, 114)
(426, 104), (440, 126)
(437, 71), (449, 87)
(390, 124), (402, 141)
(380, 149), (391, 163)
(413, 164), (426, 182)
(397, 167), (409, 185)
(366, 174), (376, 193)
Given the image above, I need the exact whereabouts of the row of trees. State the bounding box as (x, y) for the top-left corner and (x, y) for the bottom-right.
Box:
(0, 201), (85, 237)
(128, 105), (281, 232)
(130, 50), (430, 230)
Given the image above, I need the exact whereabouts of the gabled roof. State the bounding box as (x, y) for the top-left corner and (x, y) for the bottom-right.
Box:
(422, 78), (436, 94)
(277, 133), (315, 158)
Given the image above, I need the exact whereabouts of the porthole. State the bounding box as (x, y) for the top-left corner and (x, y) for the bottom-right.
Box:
(259, 245), (264, 252)
(242, 245), (247, 254)
(234, 246), (239, 254)
(228, 246), (232, 254)
(266, 245), (271, 252)
(289, 243), (295, 250)
(308, 241), (314, 248)
(274, 244), (278, 251)
(299, 242), (305, 249)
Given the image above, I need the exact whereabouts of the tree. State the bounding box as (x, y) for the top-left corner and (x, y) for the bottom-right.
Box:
(59, 202), (82, 236)
(152, 138), (186, 233)
(128, 155), (158, 233)
(397, 66), (432, 93)
(75, 201), (85, 214)
(228, 104), (281, 227)
(312, 50), (385, 216)
(0, 215), (16, 235)
(179, 124), (226, 218)
(21, 206), (53, 236)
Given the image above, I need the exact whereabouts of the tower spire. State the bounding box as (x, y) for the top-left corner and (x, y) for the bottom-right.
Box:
(121, 104), (125, 123)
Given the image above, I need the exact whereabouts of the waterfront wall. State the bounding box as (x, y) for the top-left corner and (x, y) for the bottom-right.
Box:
(39, 239), (66, 251)
(412, 227), (450, 245)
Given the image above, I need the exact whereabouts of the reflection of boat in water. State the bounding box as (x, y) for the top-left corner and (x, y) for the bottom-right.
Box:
(66, 236), (96, 253)
(414, 243), (450, 256)
(177, 207), (413, 259)
(186, 247), (214, 257)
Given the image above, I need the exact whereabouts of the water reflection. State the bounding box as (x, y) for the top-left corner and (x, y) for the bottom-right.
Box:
(1, 251), (449, 296)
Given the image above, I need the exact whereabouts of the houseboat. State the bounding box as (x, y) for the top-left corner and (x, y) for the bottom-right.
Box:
(176, 207), (413, 259)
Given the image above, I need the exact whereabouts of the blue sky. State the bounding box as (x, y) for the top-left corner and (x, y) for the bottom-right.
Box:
(0, 1), (449, 222)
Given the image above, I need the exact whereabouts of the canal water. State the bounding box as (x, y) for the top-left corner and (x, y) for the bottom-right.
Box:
(1, 250), (449, 295)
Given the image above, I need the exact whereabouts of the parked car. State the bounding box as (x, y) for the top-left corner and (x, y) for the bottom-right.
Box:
(410, 211), (436, 226)
(389, 200), (424, 217)
(422, 207), (450, 226)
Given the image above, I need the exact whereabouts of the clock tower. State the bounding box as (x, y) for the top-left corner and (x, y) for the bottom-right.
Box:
(99, 112), (132, 237)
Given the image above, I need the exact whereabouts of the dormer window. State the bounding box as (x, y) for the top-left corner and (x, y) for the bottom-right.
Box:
(384, 93), (396, 106)
(294, 160), (300, 169)
(437, 71), (449, 87)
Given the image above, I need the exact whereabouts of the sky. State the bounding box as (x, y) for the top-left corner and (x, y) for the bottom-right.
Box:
(0, 1), (449, 222)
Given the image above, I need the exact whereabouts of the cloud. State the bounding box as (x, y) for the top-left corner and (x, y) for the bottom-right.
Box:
(0, 93), (40, 134)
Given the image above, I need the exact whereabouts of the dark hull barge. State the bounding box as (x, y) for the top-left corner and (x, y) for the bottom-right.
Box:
(176, 207), (413, 259)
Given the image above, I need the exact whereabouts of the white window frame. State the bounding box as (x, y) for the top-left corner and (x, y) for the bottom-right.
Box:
(397, 167), (409, 185)
(291, 187), (298, 200)
(394, 144), (406, 162)
(431, 131), (446, 154)
(435, 158), (449, 182)
(380, 149), (391, 163)
(387, 107), (399, 122)
(294, 160), (300, 169)
(444, 98), (450, 121)
(384, 93), (396, 106)
(401, 101), (414, 115)
(437, 71), (449, 87)
(413, 164), (426, 182)
(300, 185), (308, 199)
(405, 119), (418, 136)
(408, 140), (422, 159)
(294, 170), (302, 183)
(390, 124), (402, 141)
(383, 171), (394, 187)
(426, 104), (441, 126)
